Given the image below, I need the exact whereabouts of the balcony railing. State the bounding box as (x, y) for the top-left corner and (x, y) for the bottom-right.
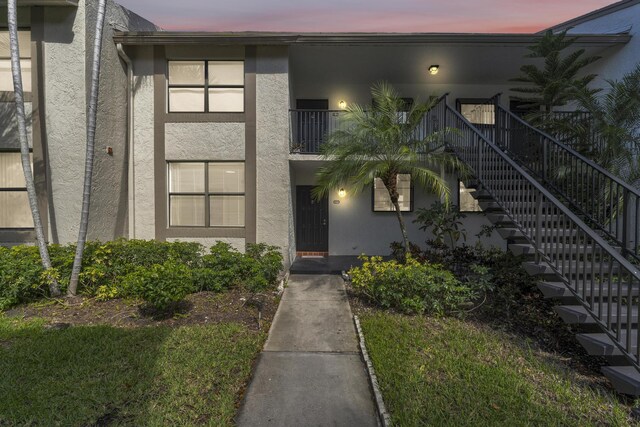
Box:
(289, 110), (346, 154)
(289, 109), (442, 154)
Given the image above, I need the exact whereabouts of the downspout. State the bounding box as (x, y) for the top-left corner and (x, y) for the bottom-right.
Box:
(116, 43), (135, 239)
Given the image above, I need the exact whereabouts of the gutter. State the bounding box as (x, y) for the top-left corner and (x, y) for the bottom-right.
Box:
(116, 43), (135, 239)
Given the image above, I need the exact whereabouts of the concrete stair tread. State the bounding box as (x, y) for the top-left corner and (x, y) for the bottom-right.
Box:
(602, 366), (640, 395)
(538, 281), (638, 298)
(554, 304), (639, 324)
(576, 332), (638, 356)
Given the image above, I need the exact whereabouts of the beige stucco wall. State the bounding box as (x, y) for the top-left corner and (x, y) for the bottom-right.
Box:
(42, 3), (87, 243)
(130, 45), (156, 240)
(165, 122), (245, 161)
(255, 46), (293, 264)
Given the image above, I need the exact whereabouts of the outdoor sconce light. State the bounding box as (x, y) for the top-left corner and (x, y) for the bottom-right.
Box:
(338, 100), (347, 110)
(428, 65), (439, 75)
(338, 188), (346, 198)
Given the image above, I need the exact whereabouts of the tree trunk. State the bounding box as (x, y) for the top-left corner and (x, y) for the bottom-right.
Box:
(68, 0), (107, 296)
(384, 173), (410, 258)
(391, 196), (410, 258)
(8, 0), (60, 297)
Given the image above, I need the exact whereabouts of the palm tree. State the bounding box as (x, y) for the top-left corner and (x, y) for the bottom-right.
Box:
(313, 82), (464, 255)
(7, 0), (60, 297)
(573, 64), (640, 187)
(510, 30), (601, 129)
(68, 0), (107, 296)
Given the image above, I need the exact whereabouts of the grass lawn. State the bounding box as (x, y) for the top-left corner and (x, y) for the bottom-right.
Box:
(359, 312), (637, 426)
(0, 314), (266, 426)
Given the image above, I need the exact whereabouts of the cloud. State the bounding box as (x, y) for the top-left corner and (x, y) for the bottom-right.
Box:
(116, 0), (617, 33)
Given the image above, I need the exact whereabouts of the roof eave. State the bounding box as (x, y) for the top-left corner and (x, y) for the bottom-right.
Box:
(543, 0), (640, 33)
(113, 31), (632, 46)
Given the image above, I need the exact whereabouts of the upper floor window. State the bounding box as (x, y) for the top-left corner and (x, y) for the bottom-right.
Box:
(373, 174), (412, 212)
(167, 60), (244, 113)
(0, 30), (31, 92)
(457, 99), (494, 125)
(0, 152), (34, 228)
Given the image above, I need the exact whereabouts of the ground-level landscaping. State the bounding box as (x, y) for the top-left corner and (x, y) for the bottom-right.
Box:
(358, 312), (636, 426)
(0, 289), (279, 426)
(0, 239), (284, 426)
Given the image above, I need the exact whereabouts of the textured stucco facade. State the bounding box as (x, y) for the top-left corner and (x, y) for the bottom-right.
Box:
(165, 122), (245, 161)
(255, 46), (293, 263)
(130, 45), (155, 240)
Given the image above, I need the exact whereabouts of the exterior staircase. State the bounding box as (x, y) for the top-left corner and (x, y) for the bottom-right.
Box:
(428, 95), (640, 395)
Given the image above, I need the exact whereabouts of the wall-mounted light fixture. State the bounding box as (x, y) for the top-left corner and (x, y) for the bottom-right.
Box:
(338, 100), (347, 110)
(428, 65), (439, 75)
(338, 188), (346, 198)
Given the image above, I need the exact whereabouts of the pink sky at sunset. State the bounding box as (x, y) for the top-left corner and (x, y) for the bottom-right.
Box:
(116, 0), (618, 33)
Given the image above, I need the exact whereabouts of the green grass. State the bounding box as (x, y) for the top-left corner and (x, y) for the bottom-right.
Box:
(360, 312), (636, 427)
(0, 316), (266, 426)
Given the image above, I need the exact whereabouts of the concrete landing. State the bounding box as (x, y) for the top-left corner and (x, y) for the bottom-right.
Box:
(236, 275), (379, 426)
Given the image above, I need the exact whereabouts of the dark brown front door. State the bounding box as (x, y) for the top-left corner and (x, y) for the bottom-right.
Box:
(296, 186), (328, 252)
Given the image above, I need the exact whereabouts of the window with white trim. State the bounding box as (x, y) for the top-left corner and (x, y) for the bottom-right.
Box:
(373, 174), (412, 212)
(0, 30), (31, 92)
(167, 60), (244, 113)
(0, 152), (33, 228)
(168, 161), (245, 227)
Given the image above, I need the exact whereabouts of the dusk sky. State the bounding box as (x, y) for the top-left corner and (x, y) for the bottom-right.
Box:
(116, 0), (617, 33)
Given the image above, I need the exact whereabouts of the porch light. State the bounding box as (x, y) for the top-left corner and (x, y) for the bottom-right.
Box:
(338, 100), (347, 110)
(428, 65), (439, 75)
(338, 188), (346, 198)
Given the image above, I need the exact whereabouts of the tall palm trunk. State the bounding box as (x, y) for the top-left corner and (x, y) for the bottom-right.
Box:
(68, 0), (107, 296)
(8, 0), (60, 296)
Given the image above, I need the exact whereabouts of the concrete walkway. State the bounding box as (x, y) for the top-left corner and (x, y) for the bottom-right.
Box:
(236, 274), (379, 426)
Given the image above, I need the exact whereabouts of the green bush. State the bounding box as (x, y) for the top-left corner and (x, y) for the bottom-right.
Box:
(123, 261), (194, 311)
(197, 242), (284, 293)
(349, 256), (474, 315)
(0, 239), (282, 311)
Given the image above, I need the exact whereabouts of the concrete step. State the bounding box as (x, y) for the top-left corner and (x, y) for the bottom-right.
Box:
(486, 213), (512, 224)
(554, 304), (639, 325)
(498, 228), (581, 241)
(576, 332), (637, 357)
(538, 281), (638, 299)
(602, 366), (640, 395)
(509, 243), (616, 258)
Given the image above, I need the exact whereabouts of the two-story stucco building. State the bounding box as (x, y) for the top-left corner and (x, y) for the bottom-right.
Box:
(0, 0), (638, 266)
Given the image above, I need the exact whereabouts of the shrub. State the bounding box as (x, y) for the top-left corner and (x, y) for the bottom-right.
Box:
(414, 201), (467, 250)
(0, 239), (282, 311)
(245, 243), (283, 293)
(123, 261), (194, 311)
(349, 256), (474, 316)
(198, 242), (284, 294)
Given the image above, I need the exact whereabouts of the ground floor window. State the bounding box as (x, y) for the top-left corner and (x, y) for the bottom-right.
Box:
(0, 152), (33, 228)
(459, 180), (483, 212)
(373, 174), (412, 212)
(0, 30), (32, 92)
(168, 161), (245, 227)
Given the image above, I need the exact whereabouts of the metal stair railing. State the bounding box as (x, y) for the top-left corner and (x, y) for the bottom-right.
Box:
(494, 104), (640, 262)
(429, 95), (640, 368)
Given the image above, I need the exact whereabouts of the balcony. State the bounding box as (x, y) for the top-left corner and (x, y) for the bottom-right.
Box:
(289, 109), (442, 154)
(289, 109), (346, 154)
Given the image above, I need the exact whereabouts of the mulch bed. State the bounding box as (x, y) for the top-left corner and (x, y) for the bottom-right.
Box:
(4, 288), (280, 331)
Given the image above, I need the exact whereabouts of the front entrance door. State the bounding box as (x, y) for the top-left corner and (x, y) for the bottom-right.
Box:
(296, 186), (329, 252)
